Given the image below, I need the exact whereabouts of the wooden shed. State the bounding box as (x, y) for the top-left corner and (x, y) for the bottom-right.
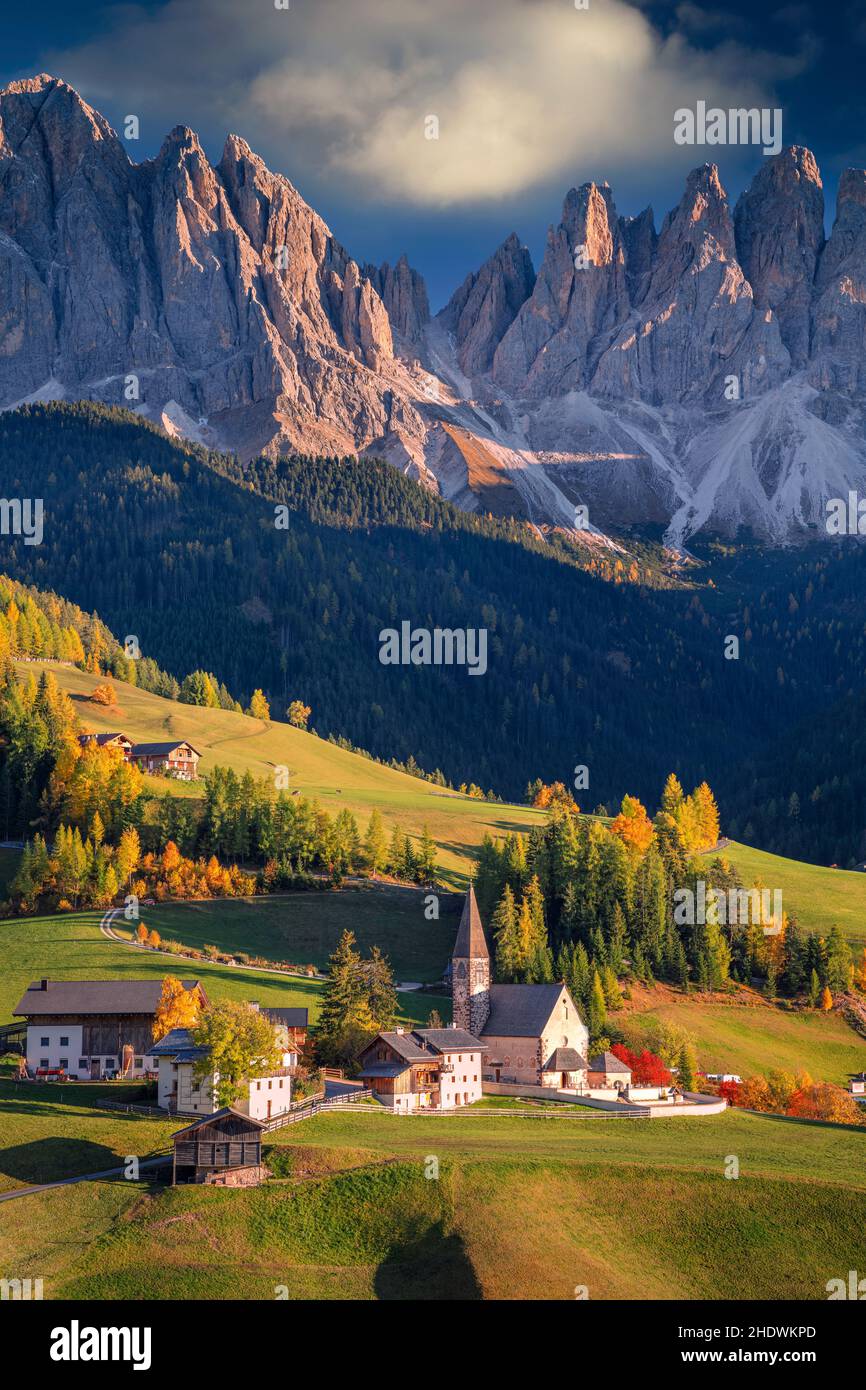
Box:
(171, 1107), (267, 1186)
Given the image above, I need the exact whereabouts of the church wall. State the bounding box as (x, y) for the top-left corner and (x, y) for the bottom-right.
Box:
(481, 1035), (542, 1086)
(539, 989), (589, 1069)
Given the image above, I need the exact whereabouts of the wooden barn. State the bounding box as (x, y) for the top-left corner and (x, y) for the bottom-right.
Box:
(171, 1108), (268, 1186)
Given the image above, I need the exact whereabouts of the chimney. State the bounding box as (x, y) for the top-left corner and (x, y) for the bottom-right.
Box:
(449, 1021), (456, 1029)
(249, 1001), (260, 1011)
(40, 979), (48, 991)
(395, 1027), (404, 1035)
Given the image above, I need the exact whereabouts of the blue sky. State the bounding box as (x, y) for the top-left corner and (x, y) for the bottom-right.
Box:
(2, 0), (864, 309)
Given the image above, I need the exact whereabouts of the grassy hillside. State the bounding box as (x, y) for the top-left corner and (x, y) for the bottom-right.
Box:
(0, 911), (449, 1031)
(22, 660), (866, 944)
(1, 1094), (864, 1300)
(142, 886), (459, 983)
(615, 987), (866, 1085)
(723, 840), (866, 951)
(19, 659), (542, 886)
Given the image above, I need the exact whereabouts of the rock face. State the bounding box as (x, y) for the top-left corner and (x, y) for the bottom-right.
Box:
(811, 168), (866, 393)
(4, 73), (866, 544)
(364, 255), (430, 346)
(0, 74), (425, 460)
(591, 163), (789, 406)
(492, 183), (629, 395)
(734, 146), (824, 368)
(437, 233), (535, 377)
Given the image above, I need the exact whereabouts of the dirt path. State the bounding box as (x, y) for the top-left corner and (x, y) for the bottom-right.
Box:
(0, 1154), (171, 1204)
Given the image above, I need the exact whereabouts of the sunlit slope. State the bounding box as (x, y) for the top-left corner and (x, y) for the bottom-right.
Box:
(722, 840), (866, 950)
(2, 1106), (864, 1301)
(17, 661), (543, 884)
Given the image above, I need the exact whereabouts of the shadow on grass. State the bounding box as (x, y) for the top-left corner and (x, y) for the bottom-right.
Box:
(374, 1221), (482, 1300)
(0, 1135), (122, 1184)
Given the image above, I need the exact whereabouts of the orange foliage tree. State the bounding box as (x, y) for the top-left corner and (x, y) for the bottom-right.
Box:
(610, 795), (654, 853)
(90, 681), (117, 706)
(153, 975), (202, 1042)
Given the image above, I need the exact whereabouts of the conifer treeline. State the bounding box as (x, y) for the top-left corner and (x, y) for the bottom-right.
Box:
(475, 776), (853, 1039)
(0, 403), (794, 820)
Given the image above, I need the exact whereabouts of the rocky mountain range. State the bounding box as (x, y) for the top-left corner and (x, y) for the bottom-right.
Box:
(2, 73), (866, 546)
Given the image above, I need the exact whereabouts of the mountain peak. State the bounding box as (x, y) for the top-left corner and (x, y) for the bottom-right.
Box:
(439, 234), (535, 377)
(734, 146), (825, 367)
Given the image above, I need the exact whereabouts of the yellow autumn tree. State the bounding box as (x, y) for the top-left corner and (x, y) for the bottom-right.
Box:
(153, 976), (201, 1042)
(693, 782), (721, 850)
(247, 689), (270, 720)
(821, 986), (833, 1011)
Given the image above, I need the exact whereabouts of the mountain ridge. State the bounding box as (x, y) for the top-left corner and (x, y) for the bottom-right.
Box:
(3, 75), (866, 545)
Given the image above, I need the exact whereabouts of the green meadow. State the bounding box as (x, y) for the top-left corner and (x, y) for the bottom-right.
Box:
(1, 1093), (863, 1300)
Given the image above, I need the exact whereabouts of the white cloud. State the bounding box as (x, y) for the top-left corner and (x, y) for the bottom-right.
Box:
(38, 0), (812, 207)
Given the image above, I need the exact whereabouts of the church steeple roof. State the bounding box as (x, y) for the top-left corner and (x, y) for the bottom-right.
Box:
(453, 883), (489, 960)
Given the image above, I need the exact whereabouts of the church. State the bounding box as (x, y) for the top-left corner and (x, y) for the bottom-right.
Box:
(451, 885), (590, 1091)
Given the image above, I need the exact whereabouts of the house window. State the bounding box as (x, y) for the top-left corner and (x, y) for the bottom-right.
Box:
(59, 1058), (68, 1069)
(78, 1058), (88, 1069)
(135, 1057), (143, 1068)
(60, 1036), (69, 1046)
(105, 1058), (116, 1068)
(40, 1036), (49, 1046)
(40, 1058), (49, 1068)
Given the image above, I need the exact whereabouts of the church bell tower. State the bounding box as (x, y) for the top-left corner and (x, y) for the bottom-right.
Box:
(451, 883), (490, 1035)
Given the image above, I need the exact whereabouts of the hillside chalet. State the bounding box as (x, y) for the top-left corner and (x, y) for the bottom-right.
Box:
(13, 978), (207, 1079)
(131, 741), (201, 780)
(77, 731), (133, 758)
(152, 1005), (307, 1118)
(358, 1026), (483, 1112)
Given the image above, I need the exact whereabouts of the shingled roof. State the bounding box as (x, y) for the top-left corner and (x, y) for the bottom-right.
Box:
(483, 982), (565, 1038)
(543, 1046), (588, 1073)
(377, 1030), (431, 1062)
(14, 979), (204, 1017)
(150, 1027), (207, 1062)
(262, 1007), (309, 1030)
(414, 1027), (482, 1052)
(452, 884), (489, 960)
(132, 741), (202, 757)
(588, 1050), (631, 1074)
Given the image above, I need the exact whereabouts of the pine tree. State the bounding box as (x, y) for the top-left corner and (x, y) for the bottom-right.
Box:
(317, 930), (366, 1041)
(247, 689), (270, 720)
(363, 810), (387, 876)
(491, 885), (521, 982)
(367, 946), (398, 1030)
(415, 824), (438, 883)
(587, 970), (607, 1043)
